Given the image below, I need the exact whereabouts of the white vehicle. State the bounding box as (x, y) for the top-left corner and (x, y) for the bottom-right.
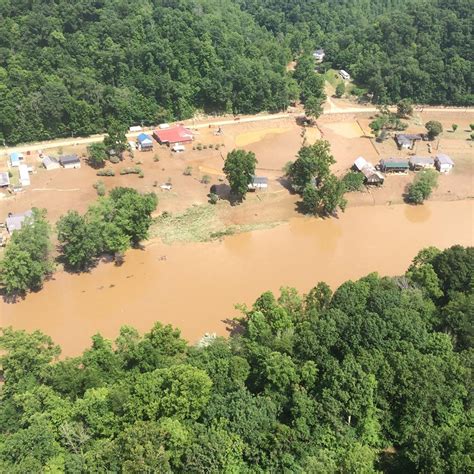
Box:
(172, 143), (185, 152)
(159, 183), (173, 191)
(158, 123), (170, 129)
(339, 69), (351, 81)
(129, 125), (142, 132)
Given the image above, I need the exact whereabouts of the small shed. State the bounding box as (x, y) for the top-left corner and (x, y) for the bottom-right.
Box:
(248, 176), (268, 191)
(42, 155), (60, 171)
(435, 154), (454, 173)
(409, 156), (435, 171)
(6, 210), (33, 234)
(137, 133), (153, 151)
(361, 167), (384, 185)
(379, 158), (409, 173)
(395, 134), (423, 150)
(19, 164), (30, 186)
(9, 152), (24, 167)
(0, 172), (10, 187)
(60, 155), (81, 169)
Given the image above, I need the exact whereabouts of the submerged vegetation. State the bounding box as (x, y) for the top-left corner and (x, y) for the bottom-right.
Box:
(0, 245), (472, 472)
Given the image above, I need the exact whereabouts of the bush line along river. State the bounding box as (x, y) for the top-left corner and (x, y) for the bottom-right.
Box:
(2, 200), (473, 356)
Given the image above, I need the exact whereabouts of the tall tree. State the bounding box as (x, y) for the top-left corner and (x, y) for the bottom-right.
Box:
(223, 150), (257, 201)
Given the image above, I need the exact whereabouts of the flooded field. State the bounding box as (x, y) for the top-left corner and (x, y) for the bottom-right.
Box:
(2, 200), (473, 356)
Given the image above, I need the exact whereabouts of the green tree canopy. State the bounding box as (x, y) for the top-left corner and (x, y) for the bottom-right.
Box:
(223, 149), (257, 201)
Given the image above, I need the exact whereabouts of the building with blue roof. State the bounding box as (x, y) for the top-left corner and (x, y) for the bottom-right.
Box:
(10, 152), (24, 167)
(137, 133), (153, 151)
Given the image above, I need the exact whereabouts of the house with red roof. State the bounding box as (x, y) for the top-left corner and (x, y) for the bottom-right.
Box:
(153, 125), (194, 145)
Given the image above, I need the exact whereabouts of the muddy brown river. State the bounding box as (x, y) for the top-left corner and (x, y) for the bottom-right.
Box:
(2, 200), (473, 356)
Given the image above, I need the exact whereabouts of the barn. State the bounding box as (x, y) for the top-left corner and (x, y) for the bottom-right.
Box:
(153, 125), (194, 145)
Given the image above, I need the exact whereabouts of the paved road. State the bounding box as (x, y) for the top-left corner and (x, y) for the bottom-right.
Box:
(2, 106), (473, 156)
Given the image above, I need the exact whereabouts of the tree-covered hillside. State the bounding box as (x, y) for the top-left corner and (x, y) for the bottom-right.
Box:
(0, 246), (472, 472)
(0, 0), (472, 145)
(240, 0), (473, 105)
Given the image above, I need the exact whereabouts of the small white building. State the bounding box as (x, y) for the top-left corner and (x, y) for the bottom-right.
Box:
(435, 154), (454, 173)
(59, 155), (81, 169)
(409, 156), (435, 171)
(18, 164), (30, 186)
(339, 69), (351, 80)
(0, 171), (10, 188)
(313, 49), (325, 62)
(353, 156), (370, 171)
(42, 155), (60, 171)
(248, 176), (268, 191)
(5, 209), (33, 234)
(171, 143), (185, 152)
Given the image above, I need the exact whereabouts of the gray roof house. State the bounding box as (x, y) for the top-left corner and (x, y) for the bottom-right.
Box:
(5, 209), (33, 234)
(42, 155), (60, 170)
(409, 156), (435, 170)
(59, 155), (81, 168)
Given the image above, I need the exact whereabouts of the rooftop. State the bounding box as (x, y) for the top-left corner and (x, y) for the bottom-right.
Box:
(0, 172), (10, 186)
(5, 210), (33, 234)
(251, 176), (268, 185)
(409, 156), (434, 164)
(154, 125), (194, 144)
(60, 154), (80, 164)
(137, 133), (153, 143)
(436, 154), (454, 165)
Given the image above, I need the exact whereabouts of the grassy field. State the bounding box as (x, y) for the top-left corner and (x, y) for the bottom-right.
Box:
(150, 203), (279, 244)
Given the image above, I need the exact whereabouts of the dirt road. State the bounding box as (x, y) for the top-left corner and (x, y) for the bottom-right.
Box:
(2, 107), (473, 156)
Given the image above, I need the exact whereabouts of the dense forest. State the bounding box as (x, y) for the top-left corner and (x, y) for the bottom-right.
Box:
(0, 245), (472, 472)
(0, 0), (471, 144)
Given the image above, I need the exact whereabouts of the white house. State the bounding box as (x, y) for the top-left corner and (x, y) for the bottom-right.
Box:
(248, 176), (268, 190)
(435, 154), (454, 173)
(313, 49), (325, 62)
(19, 164), (30, 186)
(339, 69), (351, 80)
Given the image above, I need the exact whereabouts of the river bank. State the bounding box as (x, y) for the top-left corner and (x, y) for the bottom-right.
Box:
(2, 199), (472, 357)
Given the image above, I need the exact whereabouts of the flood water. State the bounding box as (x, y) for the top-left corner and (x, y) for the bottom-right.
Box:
(2, 200), (473, 356)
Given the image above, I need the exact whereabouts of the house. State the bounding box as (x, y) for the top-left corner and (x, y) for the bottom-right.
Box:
(353, 156), (370, 172)
(248, 176), (268, 191)
(339, 69), (350, 80)
(409, 156), (435, 171)
(59, 155), (81, 169)
(379, 158), (409, 173)
(42, 155), (60, 171)
(5, 209), (33, 234)
(137, 133), (154, 151)
(9, 152), (24, 167)
(153, 125), (194, 145)
(395, 133), (423, 150)
(361, 167), (384, 185)
(0, 172), (10, 187)
(19, 164), (30, 186)
(313, 49), (325, 62)
(435, 154), (454, 173)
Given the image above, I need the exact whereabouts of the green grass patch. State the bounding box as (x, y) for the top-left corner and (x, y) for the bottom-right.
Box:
(324, 69), (342, 88)
(150, 204), (280, 244)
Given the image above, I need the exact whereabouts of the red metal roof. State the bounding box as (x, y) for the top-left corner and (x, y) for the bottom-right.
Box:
(153, 125), (194, 144)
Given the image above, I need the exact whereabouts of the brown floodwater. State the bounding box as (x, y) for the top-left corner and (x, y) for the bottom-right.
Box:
(2, 200), (473, 356)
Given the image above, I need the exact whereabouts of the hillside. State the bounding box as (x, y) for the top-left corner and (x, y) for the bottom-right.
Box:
(0, 245), (472, 472)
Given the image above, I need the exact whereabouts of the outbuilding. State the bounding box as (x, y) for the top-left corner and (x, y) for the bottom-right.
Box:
(379, 158), (409, 173)
(409, 156), (435, 171)
(42, 155), (60, 171)
(339, 69), (350, 80)
(313, 49), (325, 62)
(435, 154), (454, 173)
(153, 125), (194, 145)
(0, 172), (10, 188)
(60, 155), (81, 169)
(19, 164), (30, 186)
(248, 176), (268, 191)
(6, 209), (33, 234)
(137, 133), (154, 151)
(9, 152), (24, 167)
(395, 133), (423, 150)
(353, 156), (370, 172)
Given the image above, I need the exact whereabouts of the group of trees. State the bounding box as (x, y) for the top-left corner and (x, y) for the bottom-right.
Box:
(0, 0), (295, 145)
(0, 209), (53, 296)
(240, 0), (473, 105)
(0, 188), (157, 296)
(287, 140), (347, 216)
(0, 245), (471, 471)
(223, 149), (258, 202)
(407, 169), (439, 204)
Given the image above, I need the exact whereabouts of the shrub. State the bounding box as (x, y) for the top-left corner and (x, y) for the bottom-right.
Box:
(183, 166), (193, 176)
(452, 124), (458, 132)
(209, 144), (214, 149)
(342, 171), (365, 191)
(406, 170), (438, 204)
(138, 170), (144, 178)
(135, 160), (142, 165)
(96, 169), (115, 177)
(471, 132), (474, 141)
(215, 144), (220, 150)
(203, 145), (208, 149)
(120, 167), (142, 175)
(470, 124), (474, 131)
(153, 180), (158, 187)
(335, 82), (345, 98)
(201, 175), (211, 184)
(93, 180), (106, 196)
(425, 121), (443, 140)
(109, 156), (121, 164)
(208, 193), (219, 204)
(197, 143), (203, 151)
(153, 154), (160, 162)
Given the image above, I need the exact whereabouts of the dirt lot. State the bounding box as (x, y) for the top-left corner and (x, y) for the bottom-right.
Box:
(0, 109), (472, 238)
